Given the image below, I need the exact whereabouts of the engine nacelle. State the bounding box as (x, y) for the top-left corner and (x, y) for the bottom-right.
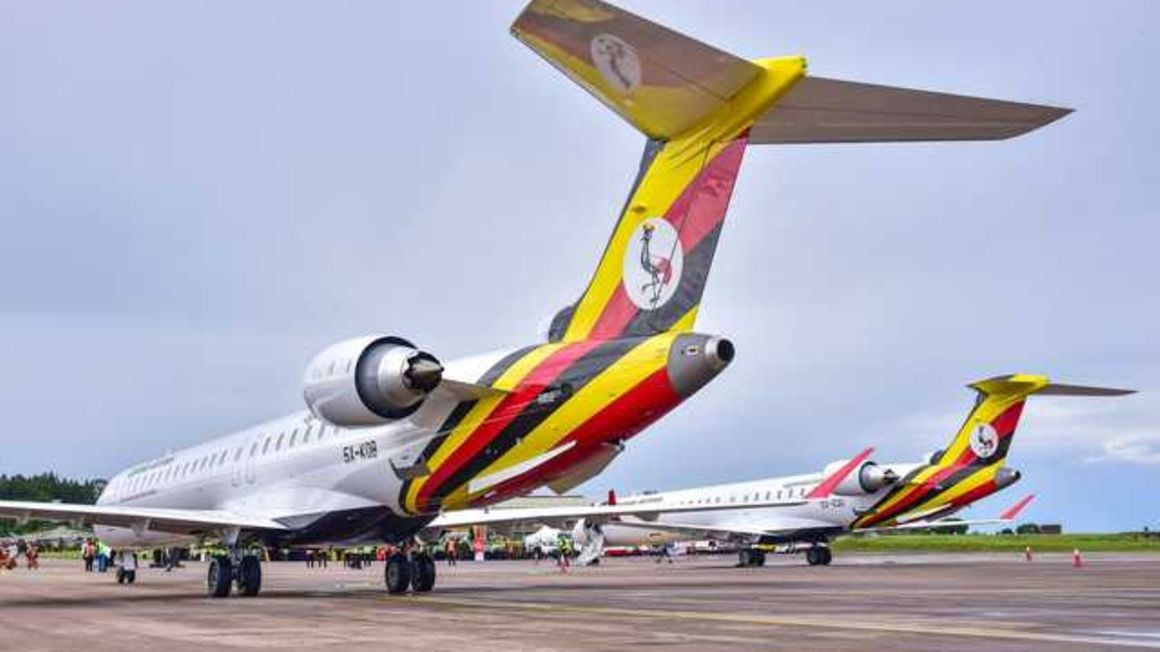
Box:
(303, 335), (443, 427)
(821, 459), (899, 496)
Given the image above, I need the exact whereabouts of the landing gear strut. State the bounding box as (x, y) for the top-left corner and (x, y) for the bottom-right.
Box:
(206, 550), (263, 598)
(384, 549), (437, 594)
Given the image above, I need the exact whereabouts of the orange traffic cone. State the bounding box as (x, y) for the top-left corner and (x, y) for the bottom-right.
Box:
(1072, 548), (1083, 568)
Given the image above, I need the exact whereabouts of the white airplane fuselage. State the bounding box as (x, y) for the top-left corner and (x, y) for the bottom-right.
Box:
(576, 464), (924, 549)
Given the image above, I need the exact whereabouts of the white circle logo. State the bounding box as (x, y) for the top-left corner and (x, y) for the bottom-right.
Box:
(969, 422), (999, 459)
(623, 218), (684, 310)
(590, 33), (641, 93)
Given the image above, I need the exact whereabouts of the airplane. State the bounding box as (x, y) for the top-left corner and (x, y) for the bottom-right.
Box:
(437, 375), (1132, 567)
(0, 0), (1072, 598)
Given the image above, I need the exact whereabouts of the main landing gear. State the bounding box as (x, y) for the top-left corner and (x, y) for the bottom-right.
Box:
(805, 545), (833, 566)
(206, 550), (263, 598)
(737, 543), (833, 567)
(385, 551), (437, 595)
(738, 548), (766, 567)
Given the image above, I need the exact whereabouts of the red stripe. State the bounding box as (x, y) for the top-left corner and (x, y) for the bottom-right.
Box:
(468, 367), (681, 507)
(588, 284), (637, 341)
(586, 133), (749, 340)
(948, 479), (1001, 509)
(416, 341), (602, 508)
(666, 134), (748, 252)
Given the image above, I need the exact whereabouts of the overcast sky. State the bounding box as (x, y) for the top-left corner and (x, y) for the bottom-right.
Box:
(2, 1), (1157, 531)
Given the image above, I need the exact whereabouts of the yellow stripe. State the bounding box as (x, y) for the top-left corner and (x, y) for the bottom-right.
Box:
(404, 343), (566, 511)
(456, 333), (677, 506)
(562, 57), (807, 342)
(898, 465), (998, 521)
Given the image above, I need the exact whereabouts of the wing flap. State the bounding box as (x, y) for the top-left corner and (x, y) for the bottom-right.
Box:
(752, 76), (1072, 144)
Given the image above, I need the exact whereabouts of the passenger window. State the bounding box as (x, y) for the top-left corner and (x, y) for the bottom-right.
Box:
(303, 423), (313, 444)
(275, 432), (285, 451)
(262, 436), (272, 455)
(250, 442), (259, 458)
(289, 429), (299, 447)
(234, 447), (243, 462)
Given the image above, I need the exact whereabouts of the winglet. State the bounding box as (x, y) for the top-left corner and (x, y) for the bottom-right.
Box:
(1000, 494), (1036, 521)
(807, 447), (874, 499)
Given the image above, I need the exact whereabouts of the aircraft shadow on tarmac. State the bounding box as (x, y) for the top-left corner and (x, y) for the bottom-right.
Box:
(0, 570), (829, 609)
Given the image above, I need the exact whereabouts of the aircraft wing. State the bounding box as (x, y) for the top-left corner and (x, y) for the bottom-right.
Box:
(428, 497), (807, 531)
(429, 447), (872, 531)
(0, 500), (288, 536)
(752, 76), (1071, 144)
(869, 494), (1036, 532)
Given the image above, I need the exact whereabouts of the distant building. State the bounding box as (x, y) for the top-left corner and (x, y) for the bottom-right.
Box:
(1039, 524), (1063, 535)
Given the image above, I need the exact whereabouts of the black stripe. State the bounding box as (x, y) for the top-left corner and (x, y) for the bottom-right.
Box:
(551, 138), (667, 342)
(426, 337), (647, 507)
(399, 345), (538, 507)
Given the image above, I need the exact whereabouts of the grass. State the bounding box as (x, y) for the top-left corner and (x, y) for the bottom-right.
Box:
(832, 533), (1160, 553)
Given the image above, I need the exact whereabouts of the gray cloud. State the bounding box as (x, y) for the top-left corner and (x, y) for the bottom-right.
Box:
(1, 1), (1156, 531)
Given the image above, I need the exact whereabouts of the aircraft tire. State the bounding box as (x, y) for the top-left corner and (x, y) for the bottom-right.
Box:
(819, 547), (833, 566)
(751, 550), (766, 567)
(412, 554), (436, 593)
(385, 554), (412, 595)
(116, 567), (126, 584)
(207, 556), (232, 598)
(738, 549), (751, 567)
(126, 570), (136, 584)
(237, 555), (262, 597)
(805, 548), (821, 566)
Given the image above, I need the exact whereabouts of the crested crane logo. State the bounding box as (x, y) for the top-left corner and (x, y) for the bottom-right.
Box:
(969, 422), (999, 460)
(623, 218), (683, 310)
(590, 33), (641, 93)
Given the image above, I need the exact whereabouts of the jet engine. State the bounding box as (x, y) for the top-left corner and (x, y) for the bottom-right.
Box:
(303, 335), (443, 427)
(820, 458), (899, 496)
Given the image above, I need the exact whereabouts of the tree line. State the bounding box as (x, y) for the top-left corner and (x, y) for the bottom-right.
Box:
(0, 473), (105, 536)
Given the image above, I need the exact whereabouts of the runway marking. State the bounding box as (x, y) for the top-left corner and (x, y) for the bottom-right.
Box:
(404, 595), (1160, 649)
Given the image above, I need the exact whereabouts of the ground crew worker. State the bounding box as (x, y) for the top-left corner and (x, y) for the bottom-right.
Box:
(556, 535), (571, 573)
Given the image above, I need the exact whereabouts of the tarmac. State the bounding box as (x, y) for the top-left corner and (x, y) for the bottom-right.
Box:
(1, 552), (1158, 651)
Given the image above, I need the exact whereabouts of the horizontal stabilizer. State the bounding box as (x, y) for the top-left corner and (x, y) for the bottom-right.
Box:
(969, 374), (1135, 398)
(751, 76), (1072, 144)
(1035, 383), (1135, 397)
(512, 0), (763, 138)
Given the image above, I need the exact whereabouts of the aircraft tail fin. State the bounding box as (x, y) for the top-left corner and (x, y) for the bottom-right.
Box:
(513, 0), (1071, 342)
(931, 375), (1134, 468)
